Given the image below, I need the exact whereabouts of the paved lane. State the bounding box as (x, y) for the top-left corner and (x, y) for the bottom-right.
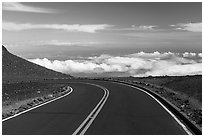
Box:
(83, 80), (188, 135)
(2, 82), (104, 135)
(2, 80), (189, 135)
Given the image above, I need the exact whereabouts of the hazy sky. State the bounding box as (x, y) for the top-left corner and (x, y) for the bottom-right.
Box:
(2, 2), (202, 77)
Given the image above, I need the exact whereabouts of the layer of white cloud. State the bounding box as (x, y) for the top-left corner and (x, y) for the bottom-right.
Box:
(4, 40), (100, 47)
(131, 25), (157, 31)
(198, 53), (202, 57)
(111, 25), (158, 31)
(3, 21), (112, 33)
(28, 52), (202, 77)
(3, 2), (57, 13)
(183, 52), (196, 57)
(170, 22), (202, 32)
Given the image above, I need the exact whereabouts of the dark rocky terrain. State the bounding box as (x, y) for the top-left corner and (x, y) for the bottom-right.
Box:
(2, 45), (202, 130)
(2, 45), (71, 83)
(111, 75), (202, 129)
(2, 45), (71, 119)
(117, 75), (202, 103)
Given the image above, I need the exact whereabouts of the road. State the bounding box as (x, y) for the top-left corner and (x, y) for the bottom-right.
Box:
(2, 80), (190, 135)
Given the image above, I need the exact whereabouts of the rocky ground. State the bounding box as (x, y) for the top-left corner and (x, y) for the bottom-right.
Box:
(2, 82), (70, 120)
(111, 76), (202, 130)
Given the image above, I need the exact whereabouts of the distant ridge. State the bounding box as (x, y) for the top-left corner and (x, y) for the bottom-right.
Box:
(2, 45), (72, 83)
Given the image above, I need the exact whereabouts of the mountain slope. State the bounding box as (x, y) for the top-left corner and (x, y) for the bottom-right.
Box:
(2, 45), (71, 83)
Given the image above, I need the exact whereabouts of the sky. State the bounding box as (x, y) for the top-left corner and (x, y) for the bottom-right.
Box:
(2, 2), (202, 77)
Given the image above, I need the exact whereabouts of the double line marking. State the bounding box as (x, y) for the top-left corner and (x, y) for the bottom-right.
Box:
(72, 83), (109, 135)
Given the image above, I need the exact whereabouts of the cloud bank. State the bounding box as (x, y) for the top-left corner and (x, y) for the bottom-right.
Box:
(3, 2), (57, 13)
(4, 40), (100, 47)
(131, 25), (157, 31)
(28, 52), (202, 77)
(3, 21), (112, 33)
(110, 25), (158, 32)
(170, 22), (202, 32)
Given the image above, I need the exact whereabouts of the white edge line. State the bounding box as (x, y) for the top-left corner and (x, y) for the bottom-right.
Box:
(72, 83), (109, 135)
(114, 82), (193, 135)
(2, 86), (73, 122)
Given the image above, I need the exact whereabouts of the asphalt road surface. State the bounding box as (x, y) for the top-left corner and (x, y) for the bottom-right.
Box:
(2, 80), (189, 135)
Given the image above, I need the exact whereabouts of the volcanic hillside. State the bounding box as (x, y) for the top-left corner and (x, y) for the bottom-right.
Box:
(2, 45), (71, 83)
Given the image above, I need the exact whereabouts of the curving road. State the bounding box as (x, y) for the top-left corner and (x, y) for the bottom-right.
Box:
(2, 80), (190, 135)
